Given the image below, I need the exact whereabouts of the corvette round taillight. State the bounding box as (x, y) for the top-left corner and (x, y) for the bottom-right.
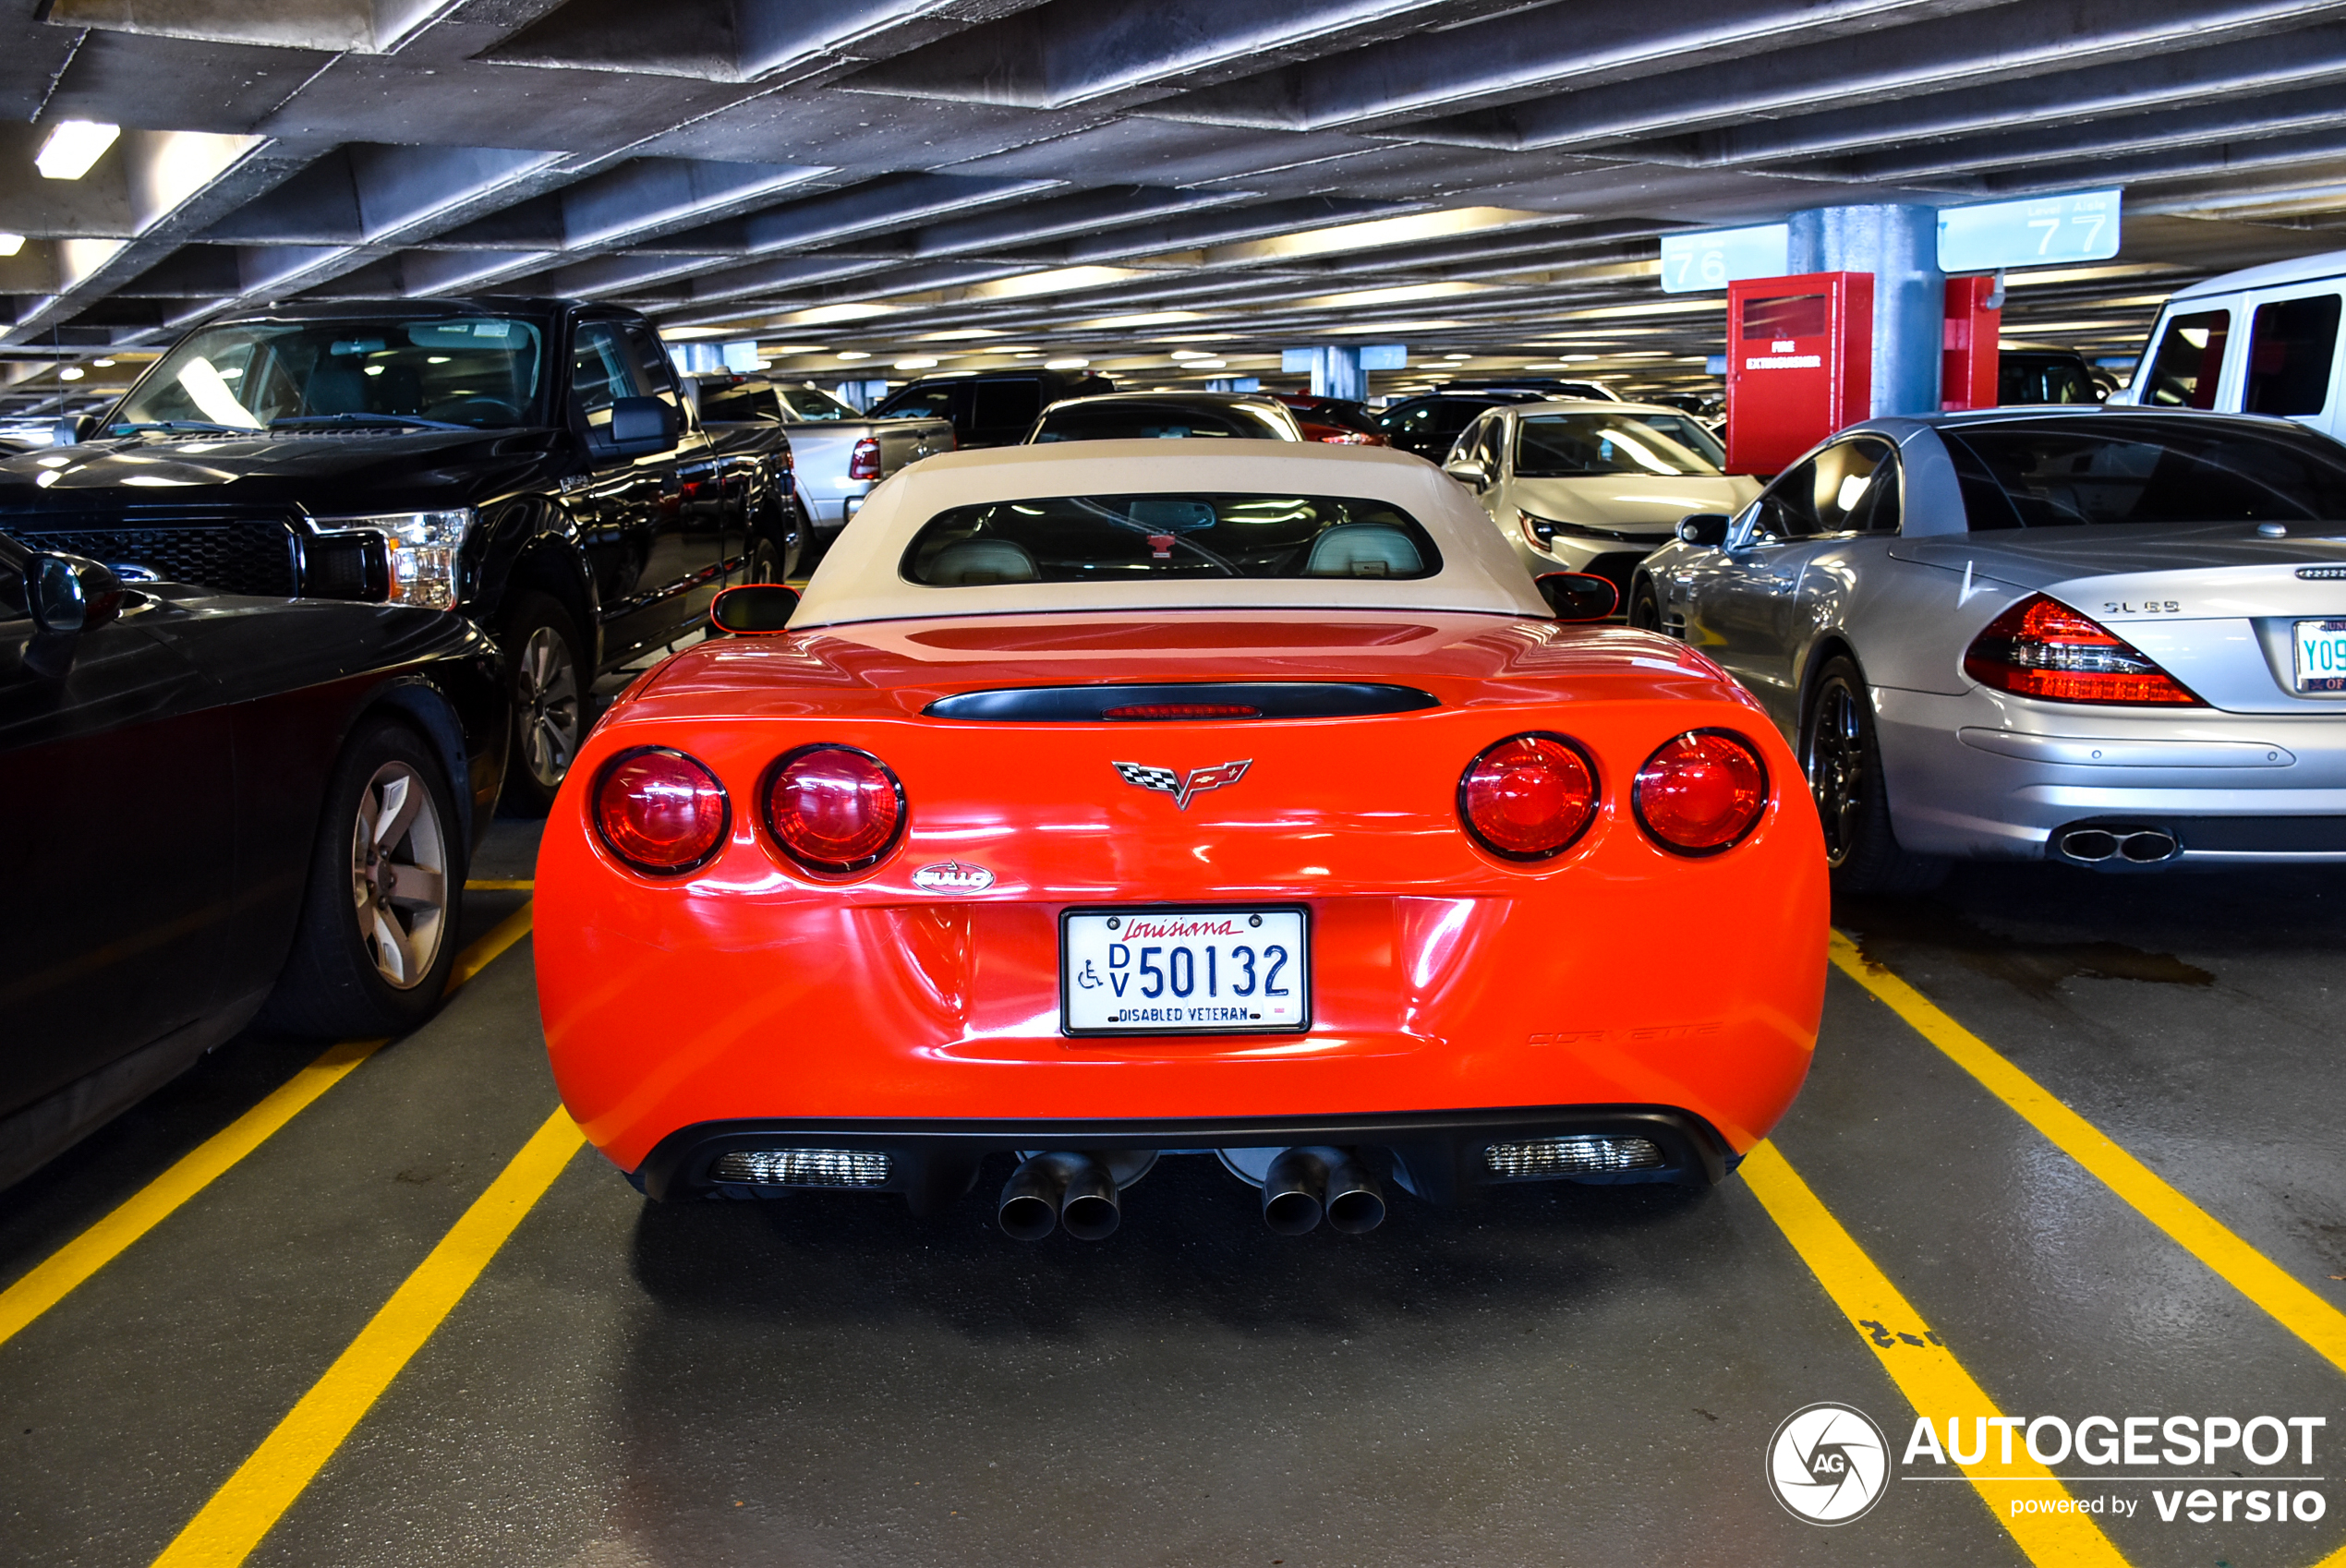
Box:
(764, 745), (905, 873)
(1458, 733), (1599, 861)
(1634, 730), (1768, 854)
(593, 747), (729, 874)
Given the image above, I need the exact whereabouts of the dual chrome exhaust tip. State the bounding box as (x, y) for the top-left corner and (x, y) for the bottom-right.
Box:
(998, 1146), (1387, 1240)
(2056, 825), (2180, 865)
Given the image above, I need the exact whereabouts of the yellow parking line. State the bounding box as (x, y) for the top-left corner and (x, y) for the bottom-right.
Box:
(462, 878), (535, 891)
(1742, 1142), (2131, 1566)
(1829, 930), (2346, 1376)
(0, 903), (535, 1351)
(149, 1107), (585, 1568)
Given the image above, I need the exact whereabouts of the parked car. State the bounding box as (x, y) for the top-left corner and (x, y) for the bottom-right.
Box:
(1026, 391), (1302, 443)
(1630, 408), (2346, 891)
(1373, 389), (1551, 460)
(1439, 378), (1621, 402)
(1441, 400), (1760, 606)
(1270, 393), (1391, 446)
(2114, 247), (2344, 441)
(871, 368), (1112, 450)
(1, 533), (505, 1188)
(689, 373), (950, 571)
(0, 297), (793, 814)
(535, 440), (1827, 1232)
(1999, 346), (2102, 405)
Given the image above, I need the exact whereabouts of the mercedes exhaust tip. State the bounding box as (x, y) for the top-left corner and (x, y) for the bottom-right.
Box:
(2055, 824), (2180, 866)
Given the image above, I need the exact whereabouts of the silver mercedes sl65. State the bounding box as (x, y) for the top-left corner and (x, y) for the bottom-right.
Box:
(1628, 407), (2346, 890)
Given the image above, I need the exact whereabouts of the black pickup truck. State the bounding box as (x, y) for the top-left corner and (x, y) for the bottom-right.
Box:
(0, 297), (798, 812)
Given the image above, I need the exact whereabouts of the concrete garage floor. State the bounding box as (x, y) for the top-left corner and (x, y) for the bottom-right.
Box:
(2, 823), (2342, 1568)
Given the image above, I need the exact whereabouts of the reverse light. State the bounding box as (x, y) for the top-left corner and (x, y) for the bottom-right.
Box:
(1517, 509), (1558, 553)
(765, 744), (905, 873)
(1458, 732), (1599, 861)
(1634, 731), (1768, 854)
(1963, 594), (2202, 706)
(711, 1149), (889, 1188)
(317, 509), (476, 609)
(1484, 1136), (1665, 1178)
(847, 436), (881, 481)
(594, 748), (730, 874)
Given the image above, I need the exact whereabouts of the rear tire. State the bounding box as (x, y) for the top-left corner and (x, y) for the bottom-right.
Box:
(1801, 657), (1948, 896)
(497, 589), (586, 818)
(261, 716), (465, 1038)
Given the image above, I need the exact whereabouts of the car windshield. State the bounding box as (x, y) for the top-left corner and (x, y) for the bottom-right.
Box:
(779, 384), (858, 420)
(112, 317), (548, 432)
(1031, 401), (1294, 442)
(902, 493), (1442, 585)
(1514, 413), (1722, 477)
(1625, 411), (1726, 466)
(1945, 419), (2346, 527)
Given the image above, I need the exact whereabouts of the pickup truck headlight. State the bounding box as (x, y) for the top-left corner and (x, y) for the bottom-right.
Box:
(318, 510), (475, 609)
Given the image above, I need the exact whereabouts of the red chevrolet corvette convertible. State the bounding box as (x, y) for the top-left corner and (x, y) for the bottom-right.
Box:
(537, 441), (1826, 1238)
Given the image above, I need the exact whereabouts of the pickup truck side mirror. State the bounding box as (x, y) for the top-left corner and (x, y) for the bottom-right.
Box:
(1536, 571), (1617, 622)
(1676, 513), (1731, 548)
(586, 395), (679, 461)
(708, 583), (800, 636)
(1443, 456), (1490, 488)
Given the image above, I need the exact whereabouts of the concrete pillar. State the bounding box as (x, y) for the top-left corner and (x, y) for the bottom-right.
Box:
(1786, 205), (1944, 417)
(1282, 345), (1365, 401)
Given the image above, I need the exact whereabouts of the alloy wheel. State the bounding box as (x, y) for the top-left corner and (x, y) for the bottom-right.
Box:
(1806, 681), (1866, 867)
(347, 760), (450, 990)
(516, 625), (581, 790)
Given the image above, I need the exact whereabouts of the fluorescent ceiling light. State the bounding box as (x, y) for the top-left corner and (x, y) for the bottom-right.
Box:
(1186, 358), (1227, 369)
(835, 350), (871, 361)
(893, 356), (938, 370)
(1078, 310), (1206, 329)
(1323, 319), (1467, 335)
(761, 344), (828, 354)
(919, 328), (1004, 341)
(1168, 349), (1213, 360)
(1555, 299), (1723, 320)
(1293, 281), (1488, 311)
(787, 302), (894, 325)
(965, 266), (1144, 302)
(1201, 207), (1551, 266)
(1045, 357), (1091, 369)
(36, 120), (120, 181)
(0, 234), (22, 258)
(58, 366), (84, 380)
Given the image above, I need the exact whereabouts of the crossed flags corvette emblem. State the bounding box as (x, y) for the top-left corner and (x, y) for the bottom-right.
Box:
(1113, 759), (1252, 810)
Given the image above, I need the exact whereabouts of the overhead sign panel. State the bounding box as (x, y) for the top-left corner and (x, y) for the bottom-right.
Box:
(1659, 223), (1790, 294)
(1937, 188), (2120, 273)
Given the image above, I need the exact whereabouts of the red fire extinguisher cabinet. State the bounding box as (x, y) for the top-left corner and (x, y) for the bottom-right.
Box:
(1725, 271), (1872, 476)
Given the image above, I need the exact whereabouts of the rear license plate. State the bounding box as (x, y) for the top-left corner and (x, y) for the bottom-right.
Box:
(1060, 907), (1310, 1036)
(2294, 618), (2346, 693)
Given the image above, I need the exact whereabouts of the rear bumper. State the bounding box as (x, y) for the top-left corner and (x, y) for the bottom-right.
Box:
(1877, 685), (2346, 863)
(633, 1104), (1734, 1208)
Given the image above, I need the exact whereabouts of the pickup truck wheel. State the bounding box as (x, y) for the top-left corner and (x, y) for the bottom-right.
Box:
(260, 716), (463, 1038)
(747, 536), (785, 584)
(498, 590), (585, 817)
(1802, 657), (1947, 896)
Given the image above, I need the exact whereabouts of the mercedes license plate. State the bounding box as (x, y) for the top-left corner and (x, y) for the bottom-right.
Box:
(1060, 907), (1309, 1036)
(2294, 618), (2346, 693)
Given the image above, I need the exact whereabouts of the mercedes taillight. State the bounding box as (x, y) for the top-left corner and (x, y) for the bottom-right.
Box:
(1963, 595), (2202, 706)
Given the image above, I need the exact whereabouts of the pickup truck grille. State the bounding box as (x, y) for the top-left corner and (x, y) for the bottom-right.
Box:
(6, 519), (299, 597)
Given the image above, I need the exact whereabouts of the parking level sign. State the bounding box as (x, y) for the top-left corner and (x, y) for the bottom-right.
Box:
(1938, 188), (2121, 273)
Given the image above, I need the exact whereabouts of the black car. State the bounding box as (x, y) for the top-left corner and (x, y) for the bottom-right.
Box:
(1999, 345), (2103, 405)
(1, 534), (505, 1188)
(0, 297), (795, 813)
(1373, 389), (1553, 460)
(872, 368), (1113, 449)
(1024, 391), (1301, 442)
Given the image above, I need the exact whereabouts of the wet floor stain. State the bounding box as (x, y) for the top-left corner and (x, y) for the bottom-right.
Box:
(1835, 896), (2215, 1001)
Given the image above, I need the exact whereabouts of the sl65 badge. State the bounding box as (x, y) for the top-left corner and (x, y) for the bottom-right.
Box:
(913, 861), (995, 893)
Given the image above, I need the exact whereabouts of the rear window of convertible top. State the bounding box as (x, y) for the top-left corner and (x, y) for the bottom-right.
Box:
(900, 493), (1445, 585)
